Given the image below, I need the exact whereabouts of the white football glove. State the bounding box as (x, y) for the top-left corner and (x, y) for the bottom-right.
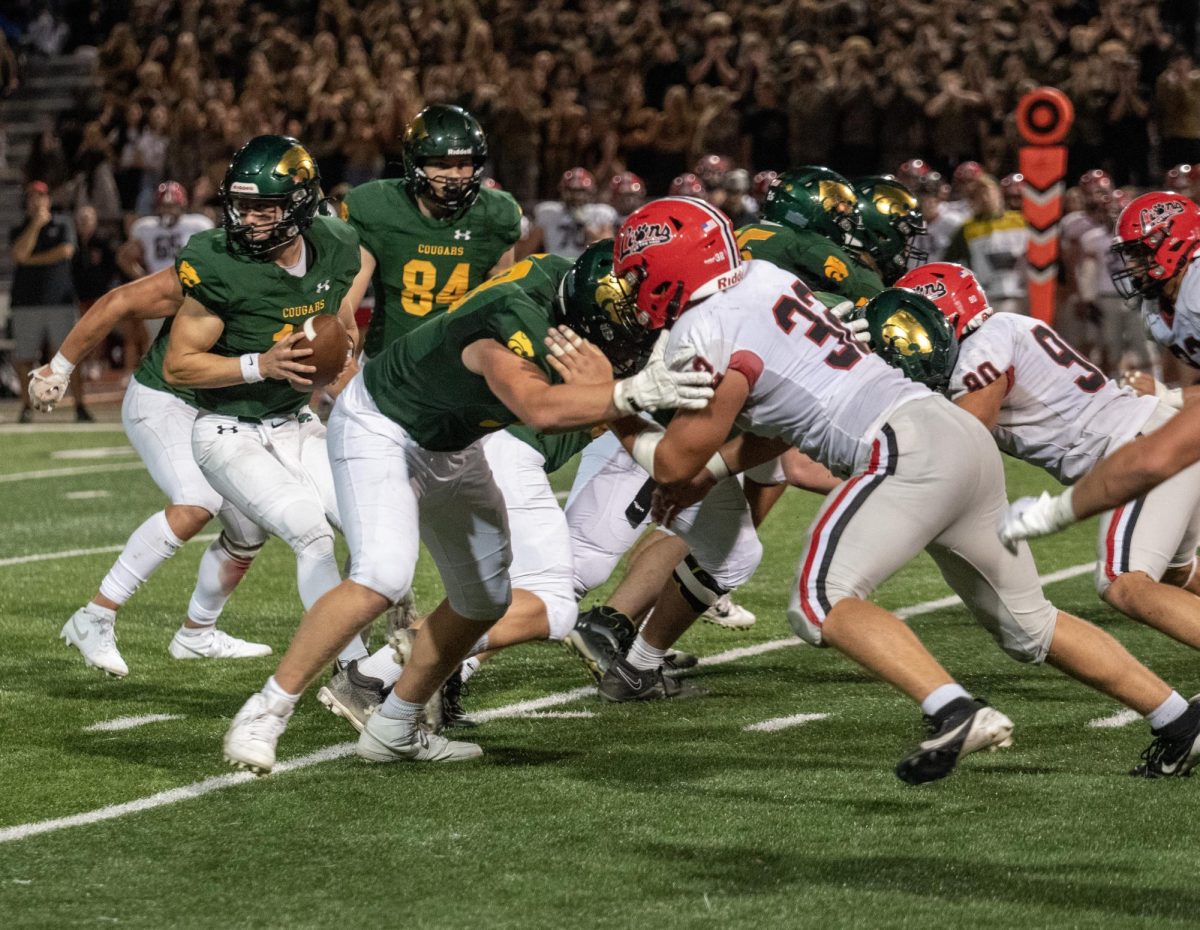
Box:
(1141, 304), (1174, 345)
(27, 364), (69, 412)
(613, 331), (715, 414)
(828, 299), (871, 344)
(998, 488), (1077, 553)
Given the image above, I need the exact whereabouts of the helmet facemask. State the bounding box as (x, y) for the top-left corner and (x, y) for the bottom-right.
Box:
(412, 156), (485, 215)
(223, 187), (317, 258)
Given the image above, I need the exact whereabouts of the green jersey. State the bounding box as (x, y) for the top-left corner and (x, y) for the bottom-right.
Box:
(344, 182), (522, 357)
(736, 221), (883, 306)
(134, 316), (196, 405)
(175, 216), (361, 419)
(364, 254), (569, 452)
(506, 424), (593, 474)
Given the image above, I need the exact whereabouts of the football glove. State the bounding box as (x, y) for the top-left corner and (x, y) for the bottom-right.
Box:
(1141, 304), (1174, 346)
(998, 488), (1077, 552)
(613, 331), (714, 414)
(829, 299), (871, 344)
(28, 363), (70, 412)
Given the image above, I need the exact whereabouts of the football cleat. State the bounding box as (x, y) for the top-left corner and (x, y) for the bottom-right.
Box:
(316, 660), (388, 733)
(701, 594), (756, 630)
(430, 665), (477, 731)
(598, 655), (708, 702)
(662, 650), (699, 679)
(168, 627), (272, 660)
(563, 606), (637, 683)
(61, 606), (128, 678)
(357, 712), (483, 763)
(223, 691), (294, 775)
(895, 698), (1013, 785)
(1131, 696), (1200, 778)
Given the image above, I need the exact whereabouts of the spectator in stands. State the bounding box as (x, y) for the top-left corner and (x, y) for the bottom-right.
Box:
(648, 85), (693, 194)
(1156, 48), (1200, 168)
(133, 105), (169, 215)
(9, 181), (88, 423)
(65, 121), (122, 232)
(740, 75), (788, 174)
(71, 205), (120, 378)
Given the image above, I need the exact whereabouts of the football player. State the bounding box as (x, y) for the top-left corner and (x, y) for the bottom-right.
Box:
(601, 197), (1200, 782)
(341, 105), (521, 361)
(524, 167), (618, 259)
(609, 171), (647, 224)
(851, 175), (928, 285)
(162, 135), (364, 668)
(899, 261), (1200, 665)
(220, 242), (714, 773)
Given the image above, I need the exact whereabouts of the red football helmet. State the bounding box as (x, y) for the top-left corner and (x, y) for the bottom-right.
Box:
(155, 180), (188, 209)
(752, 170), (778, 202)
(609, 171), (646, 215)
(953, 161), (983, 187)
(897, 159), (932, 189)
(895, 262), (992, 339)
(1111, 191), (1200, 299)
(668, 173), (705, 197)
(693, 154), (732, 187)
(560, 167), (597, 208)
(1165, 163), (1193, 193)
(482, 177), (503, 190)
(1079, 169), (1113, 206)
(1000, 172), (1024, 210)
(614, 197), (745, 330)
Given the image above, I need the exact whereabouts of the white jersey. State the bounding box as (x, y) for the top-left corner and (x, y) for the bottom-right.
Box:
(532, 201), (618, 258)
(1140, 255), (1200, 370)
(130, 213), (214, 274)
(1078, 225), (1123, 299)
(913, 209), (963, 263)
(666, 260), (928, 477)
(949, 312), (1158, 483)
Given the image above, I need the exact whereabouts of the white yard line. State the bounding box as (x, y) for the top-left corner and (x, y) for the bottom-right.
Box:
(0, 560), (1099, 845)
(0, 423), (126, 435)
(51, 447), (137, 460)
(64, 490), (112, 500)
(0, 534), (218, 568)
(1087, 709), (1142, 729)
(744, 712), (830, 733)
(84, 714), (185, 733)
(515, 711), (596, 719)
(0, 462), (145, 483)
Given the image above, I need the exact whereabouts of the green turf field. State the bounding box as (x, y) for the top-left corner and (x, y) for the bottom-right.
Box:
(1, 420), (1198, 929)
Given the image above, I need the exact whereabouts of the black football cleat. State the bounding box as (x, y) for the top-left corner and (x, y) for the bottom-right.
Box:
(662, 650), (699, 678)
(1131, 696), (1200, 778)
(439, 665), (477, 730)
(598, 655), (708, 703)
(895, 698), (1013, 785)
(564, 606), (637, 683)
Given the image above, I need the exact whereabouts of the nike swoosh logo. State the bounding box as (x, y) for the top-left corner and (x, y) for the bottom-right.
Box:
(614, 664), (643, 690)
(270, 419), (287, 428)
(72, 618), (90, 641)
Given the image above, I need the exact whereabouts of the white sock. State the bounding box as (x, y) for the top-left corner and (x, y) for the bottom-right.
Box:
(98, 511), (184, 605)
(626, 634), (666, 671)
(84, 602), (117, 622)
(461, 656), (482, 682)
(467, 633), (489, 657)
(1147, 691), (1188, 730)
(337, 635), (369, 664)
(378, 692), (424, 723)
(187, 537), (253, 624)
(920, 683), (972, 718)
(358, 644), (404, 687)
(262, 675), (300, 709)
(175, 625), (213, 640)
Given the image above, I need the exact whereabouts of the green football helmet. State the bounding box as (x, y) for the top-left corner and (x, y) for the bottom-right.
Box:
(761, 166), (864, 248)
(853, 176), (928, 284)
(556, 240), (655, 377)
(402, 104), (488, 214)
(858, 287), (958, 393)
(220, 135), (321, 258)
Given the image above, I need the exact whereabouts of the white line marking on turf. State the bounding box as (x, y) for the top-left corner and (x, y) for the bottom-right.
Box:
(51, 447), (136, 460)
(554, 490), (569, 502)
(744, 712), (830, 733)
(0, 534), (218, 568)
(515, 710), (596, 719)
(84, 714), (184, 733)
(0, 560), (1099, 845)
(64, 490), (111, 500)
(0, 423), (126, 435)
(1087, 709), (1142, 729)
(0, 462), (145, 483)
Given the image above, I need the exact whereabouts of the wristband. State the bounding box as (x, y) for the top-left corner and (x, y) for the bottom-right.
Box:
(612, 379), (641, 415)
(240, 353), (265, 384)
(49, 351), (75, 377)
(704, 450), (732, 481)
(630, 429), (664, 479)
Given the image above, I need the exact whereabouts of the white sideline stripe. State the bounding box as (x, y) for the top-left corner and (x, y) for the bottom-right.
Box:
(744, 712), (830, 733)
(51, 447), (137, 460)
(0, 462), (145, 483)
(515, 711), (596, 719)
(0, 534), (218, 567)
(84, 714), (184, 733)
(0, 559), (1099, 845)
(1087, 709), (1142, 729)
(64, 490), (111, 500)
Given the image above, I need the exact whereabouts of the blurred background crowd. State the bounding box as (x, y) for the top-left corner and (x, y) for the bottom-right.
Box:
(2, 0), (1200, 392)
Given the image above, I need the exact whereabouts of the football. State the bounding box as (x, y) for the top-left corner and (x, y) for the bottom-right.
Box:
(296, 314), (350, 390)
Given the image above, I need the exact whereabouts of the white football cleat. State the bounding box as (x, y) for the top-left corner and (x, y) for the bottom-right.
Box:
(701, 593), (756, 630)
(223, 692), (294, 775)
(168, 627), (272, 660)
(61, 606), (128, 677)
(357, 713), (482, 763)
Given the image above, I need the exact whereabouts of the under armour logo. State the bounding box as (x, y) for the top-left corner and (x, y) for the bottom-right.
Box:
(315, 279), (331, 292)
(216, 425), (238, 434)
(454, 229), (472, 241)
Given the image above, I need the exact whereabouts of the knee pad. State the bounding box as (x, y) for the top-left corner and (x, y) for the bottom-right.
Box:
(697, 533), (763, 592)
(672, 555), (729, 612)
(218, 530), (263, 563)
(542, 592), (579, 642)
